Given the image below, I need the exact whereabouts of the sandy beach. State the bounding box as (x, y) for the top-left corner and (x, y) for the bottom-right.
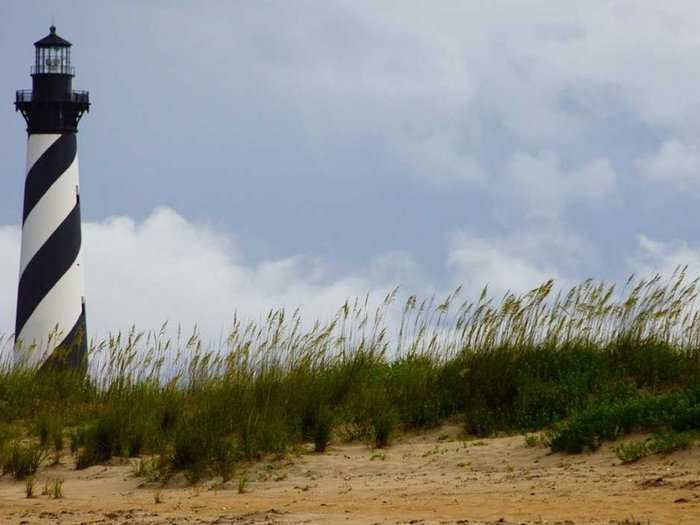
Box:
(1, 424), (698, 524)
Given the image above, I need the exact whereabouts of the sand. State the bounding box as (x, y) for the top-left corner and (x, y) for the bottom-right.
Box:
(1, 424), (698, 524)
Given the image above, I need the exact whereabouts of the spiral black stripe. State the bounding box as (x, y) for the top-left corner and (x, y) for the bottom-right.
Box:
(23, 134), (77, 223)
(41, 306), (87, 371)
(15, 201), (82, 336)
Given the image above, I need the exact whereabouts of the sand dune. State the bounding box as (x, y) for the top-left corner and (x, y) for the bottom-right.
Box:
(1, 424), (698, 524)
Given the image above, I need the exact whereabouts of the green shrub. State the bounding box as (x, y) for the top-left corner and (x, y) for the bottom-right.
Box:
(157, 393), (181, 435)
(35, 414), (51, 448)
(132, 456), (162, 481)
(238, 473), (248, 494)
(614, 439), (650, 463)
(25, 476), (35, 498)
(649, 431), (694, 454)
(51, 431), (64, 465)
(239, 414), (291, 460)
(390, 355), (442, 429)
(313, 405), (334, 453)
(211, 436), (239, 482)
(372, 407), (397, 448)
(75, 418), (118, 469)
(119, 417), (150, 458)
(171, 427), (209, 483)
(609, 338), (685, 389)
(523, 432), (551, 447)
(550, 387), (700, 454)
(48, 478), (63, 499)
(68, 427), (82, 455)
(614, 431), (695, 463)
(2, 441), (44, 480)
(461, 347), (519, 435)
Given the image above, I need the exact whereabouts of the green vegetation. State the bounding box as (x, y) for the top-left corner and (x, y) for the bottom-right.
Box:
(614, 431), (695, 463)
(237, 473), (248, 494)
(1, 441), (44, 480)
(1, 272), (700, 482)
(47, 478), (63, 499)
(312, 405), (333, 453)
(24, 476), (34, 498)
(548, 387), (700, 453)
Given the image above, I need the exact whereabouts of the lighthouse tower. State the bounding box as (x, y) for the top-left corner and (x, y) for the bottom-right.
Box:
(14, 26), (90, 369)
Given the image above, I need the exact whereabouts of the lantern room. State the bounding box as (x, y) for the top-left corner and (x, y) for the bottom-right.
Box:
(32, 25), (74, 76)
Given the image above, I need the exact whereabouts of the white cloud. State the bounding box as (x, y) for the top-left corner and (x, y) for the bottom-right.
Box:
(0, 225), (20, 336)
(638, 140), (700, 188)
(629, 233), (700, 278)
(447, 234), (553, 297)
(0, 208), (599, 346)
(504, 151), (616, 219)
(83, 208), (396, 340)
(0, 208), (399, 343)
(446, 228), (589, 297)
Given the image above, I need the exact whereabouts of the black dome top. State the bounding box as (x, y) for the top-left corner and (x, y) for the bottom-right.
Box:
(34, 26), (71, 48)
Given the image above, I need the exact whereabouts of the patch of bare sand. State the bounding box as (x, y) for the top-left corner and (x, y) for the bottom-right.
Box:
(1, 424), (699, 524)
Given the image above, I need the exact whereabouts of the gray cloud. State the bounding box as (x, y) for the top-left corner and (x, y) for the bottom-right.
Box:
(504, 152), (616, 220)
(638, 140), (700, 188)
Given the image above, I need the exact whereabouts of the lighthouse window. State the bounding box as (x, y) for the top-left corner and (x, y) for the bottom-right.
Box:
(35, 47), (70, 74)
(45, 48), (64, 72)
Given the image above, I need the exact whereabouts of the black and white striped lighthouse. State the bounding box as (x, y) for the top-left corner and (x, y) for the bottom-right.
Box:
(14, 26), (90, 369)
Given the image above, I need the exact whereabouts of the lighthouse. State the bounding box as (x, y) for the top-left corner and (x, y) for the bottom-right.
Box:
(14, 26), (90, 369)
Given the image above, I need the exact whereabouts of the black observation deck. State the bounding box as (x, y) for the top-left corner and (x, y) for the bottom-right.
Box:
(16, 89), (89, 105)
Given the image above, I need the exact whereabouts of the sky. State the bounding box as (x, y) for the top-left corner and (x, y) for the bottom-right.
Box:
(2, 1), (700, 341)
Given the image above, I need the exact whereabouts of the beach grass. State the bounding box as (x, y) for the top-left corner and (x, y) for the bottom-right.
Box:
(3, 270), (700, 481)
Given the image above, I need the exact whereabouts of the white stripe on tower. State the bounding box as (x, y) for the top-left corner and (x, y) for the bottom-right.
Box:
(20, 153), (79, 273)
(18, 249), (85, 367)
(15, 133), (86, 368)
(26, 134), (59, 171)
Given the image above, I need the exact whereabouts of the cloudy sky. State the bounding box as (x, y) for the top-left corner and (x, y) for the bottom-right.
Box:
(1, 1), (700, 340)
